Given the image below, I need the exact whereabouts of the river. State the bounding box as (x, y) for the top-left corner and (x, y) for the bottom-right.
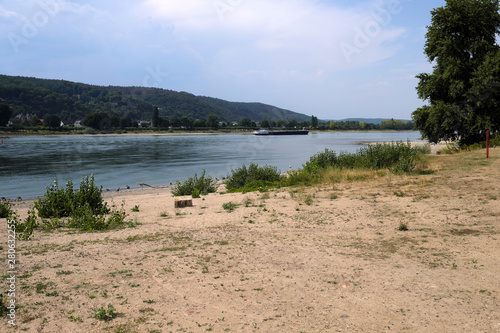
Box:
(0, 131), (424, 199)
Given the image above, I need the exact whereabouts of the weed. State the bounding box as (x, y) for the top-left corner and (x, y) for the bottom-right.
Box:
(35, 282), (53, 293)
(222, 202), (239, 212)
(394, 190), (405, 197)
(0, 294), (8, 317)
(131, 205), (140, 212)
(92, 304), (118, 321)
(68, 315), (82, 322)
(244, 197), (253, 207)
(398, 222), (409, 231)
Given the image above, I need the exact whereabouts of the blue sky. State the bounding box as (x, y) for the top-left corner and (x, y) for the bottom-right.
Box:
(0, 0), (443, 120)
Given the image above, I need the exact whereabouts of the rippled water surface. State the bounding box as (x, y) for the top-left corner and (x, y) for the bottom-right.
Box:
(0, 131), (423, 199)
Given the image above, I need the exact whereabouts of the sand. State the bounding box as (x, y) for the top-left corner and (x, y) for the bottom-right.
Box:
(1, 148), (499, 332)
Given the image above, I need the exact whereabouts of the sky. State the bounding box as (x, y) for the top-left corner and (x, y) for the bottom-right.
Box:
(0, 0), (443, 120)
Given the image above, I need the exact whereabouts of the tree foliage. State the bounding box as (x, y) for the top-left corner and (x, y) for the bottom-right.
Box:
(0, 103), (12, 126)
(311, 115), (318, 129)
(152, 106), (159, 127)
(412, 0), (500, 144)
(43, 114), (61, 128)
(206, 114), (219, 129)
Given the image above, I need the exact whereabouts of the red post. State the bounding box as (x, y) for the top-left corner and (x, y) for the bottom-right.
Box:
(486, 130), (490, 158)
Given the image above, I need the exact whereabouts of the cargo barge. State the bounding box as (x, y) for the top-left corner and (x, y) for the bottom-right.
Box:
(253, 129), (309, 136)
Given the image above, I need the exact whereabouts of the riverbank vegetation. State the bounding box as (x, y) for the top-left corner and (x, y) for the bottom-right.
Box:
(6, 174), (131, 240)
(210, 141), (430, 193)
(171, 171), (217, 198)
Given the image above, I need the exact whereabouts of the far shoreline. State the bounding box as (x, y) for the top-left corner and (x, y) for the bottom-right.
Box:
(0, 129), (422, 138)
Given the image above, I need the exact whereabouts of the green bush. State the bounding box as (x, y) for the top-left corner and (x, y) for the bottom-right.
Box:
(0, 200), (13, 218)
(68, 203), (107, 231)
(303, 141), (420, 174)
(225, 163), (283, 191)
(35, 175), (108, 218)
(34, 179), (75, 218)
(74, 175), (109, 215)
(68, 202), (127, 231)
(18, 207), (39, 240)
(171, 170), (216, 197)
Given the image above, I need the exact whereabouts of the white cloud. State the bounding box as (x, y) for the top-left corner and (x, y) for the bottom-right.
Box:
(134, 0), (407, 75)
(0, 6), (21, 19)
(0, 0), (422, 119)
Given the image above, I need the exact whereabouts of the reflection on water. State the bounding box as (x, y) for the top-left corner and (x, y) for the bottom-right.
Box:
(0, 132), (423, 199)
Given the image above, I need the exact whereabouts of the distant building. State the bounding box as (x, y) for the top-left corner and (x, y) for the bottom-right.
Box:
(74, 120), (83, 127)
(138, 120), (153, 128)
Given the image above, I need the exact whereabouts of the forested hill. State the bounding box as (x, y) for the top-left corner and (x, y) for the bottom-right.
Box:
(0, 74), (310, 123)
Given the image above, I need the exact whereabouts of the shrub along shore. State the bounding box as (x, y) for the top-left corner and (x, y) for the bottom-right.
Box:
(2, 141), (431, 240)
(10, 139), (500, 241)
(172, 141), (432, 196)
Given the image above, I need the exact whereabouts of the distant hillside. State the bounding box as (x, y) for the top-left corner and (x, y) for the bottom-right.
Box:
(0, 75), (310, 123)
(198, 97), (311, 122)
(333, 118), (411, 124)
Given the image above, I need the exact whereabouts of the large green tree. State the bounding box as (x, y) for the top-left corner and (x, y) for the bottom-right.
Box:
(83, 111), (110, 130)
(0, 103), (12, 126)
(152, 106), (159, 127)
(43, 114), (61, 128)
(412, 0), (500, 144)
(311, 115), (318, 129)
(206, 114), (219, 129)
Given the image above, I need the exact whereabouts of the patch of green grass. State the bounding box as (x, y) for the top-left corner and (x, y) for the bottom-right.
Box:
(222, 202), (239, 212)
(131, 205), (140, 212)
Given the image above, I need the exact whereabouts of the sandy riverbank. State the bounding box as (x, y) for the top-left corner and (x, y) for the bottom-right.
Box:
(2, 148), (499, 332)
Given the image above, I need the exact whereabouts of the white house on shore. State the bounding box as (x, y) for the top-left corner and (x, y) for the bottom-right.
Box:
(138, 120), (153, 128)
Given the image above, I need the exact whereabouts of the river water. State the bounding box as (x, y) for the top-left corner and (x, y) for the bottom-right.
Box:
(0, 131), (423, 200)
